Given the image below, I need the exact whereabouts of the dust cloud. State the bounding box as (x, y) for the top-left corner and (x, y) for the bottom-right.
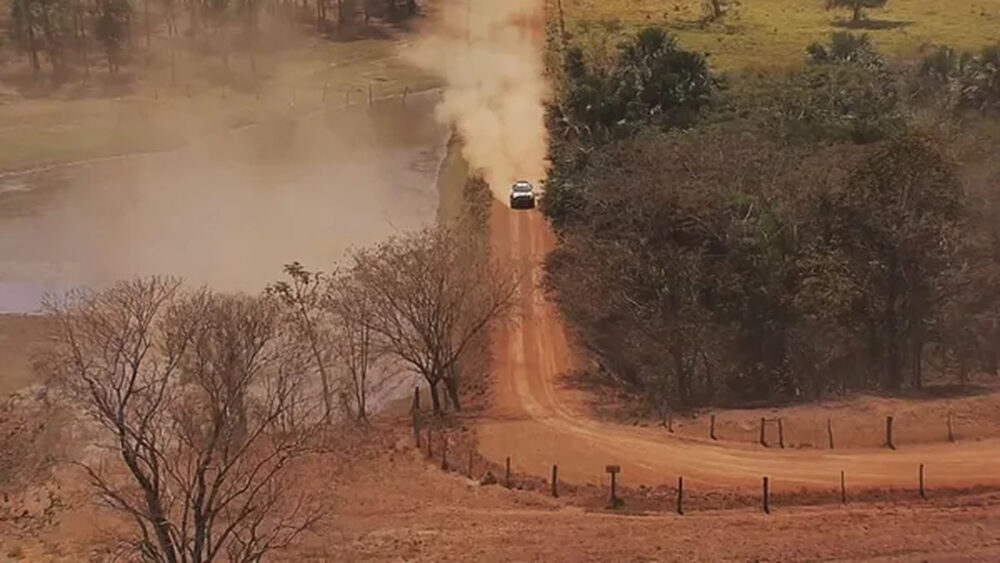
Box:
(0, 94), (448, 312)
(406, 0), (549, 202)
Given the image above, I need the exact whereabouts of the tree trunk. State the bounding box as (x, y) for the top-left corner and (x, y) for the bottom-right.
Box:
(884, 267), (902, 390)
(701, 349), (714, 402)
(911, 334), (923, 389)
(672, 346), (690, 408)
(444, 374), (462, 412)
(429, 379), (442, 413)
(959, 348), (970, 385)
(166, 3), (176, 36)
(189, 0), (200, 36)
(885, 323), (901, 389)
(27, 39), (41, 74)
(710, 0), (722, 19)
(355, 375), (367, 421)
(990, 320), (1000, 375)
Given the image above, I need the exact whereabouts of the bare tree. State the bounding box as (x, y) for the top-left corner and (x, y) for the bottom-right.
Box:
(40, 278), (321, 562)
(350, 226), (518, 414)
(325, 269), (387, 422)
(268, 262), (338, 424)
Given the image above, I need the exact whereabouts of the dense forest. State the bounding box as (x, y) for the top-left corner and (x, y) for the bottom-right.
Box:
(543, 28), (1000, 410)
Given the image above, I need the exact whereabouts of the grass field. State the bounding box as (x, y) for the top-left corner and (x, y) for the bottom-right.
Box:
(559, 0), (1000, 70)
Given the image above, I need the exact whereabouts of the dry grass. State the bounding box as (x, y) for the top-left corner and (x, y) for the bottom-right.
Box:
(0, 315), (49, 395)
(558, 0), (1000, 71)
(0, 32), (438, 171)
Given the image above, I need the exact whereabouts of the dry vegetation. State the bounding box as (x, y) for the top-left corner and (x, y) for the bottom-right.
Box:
(558, 0), (1000, 70)
(10, 423), (1000, 561)
(0, 0), (439, 170)
(543, 1), (1000, 411)
(4, 0), (1000, 561)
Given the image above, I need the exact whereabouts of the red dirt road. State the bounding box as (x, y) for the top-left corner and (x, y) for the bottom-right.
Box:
(477, 204), (1000, 493)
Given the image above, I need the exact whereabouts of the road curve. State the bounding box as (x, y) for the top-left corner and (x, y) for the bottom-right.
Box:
(476, 203), (1000, 492)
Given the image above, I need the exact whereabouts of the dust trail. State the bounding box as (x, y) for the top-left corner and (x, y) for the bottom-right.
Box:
(0, 93), (448, 313)
(406, 0), (549, 203)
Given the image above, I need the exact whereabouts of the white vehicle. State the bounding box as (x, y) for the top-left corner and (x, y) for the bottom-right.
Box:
(509, 180), (536, 209)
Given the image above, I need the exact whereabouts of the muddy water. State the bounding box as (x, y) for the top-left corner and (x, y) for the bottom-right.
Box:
(0, 90), (448, 313)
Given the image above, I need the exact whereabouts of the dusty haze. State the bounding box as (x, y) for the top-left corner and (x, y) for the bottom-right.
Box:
(407, 0), (549, 202)
(0, 93), (448, 312)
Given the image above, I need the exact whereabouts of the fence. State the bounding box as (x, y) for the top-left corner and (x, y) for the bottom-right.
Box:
(661, 409), (980, 450)
(410, 387), (993, 515)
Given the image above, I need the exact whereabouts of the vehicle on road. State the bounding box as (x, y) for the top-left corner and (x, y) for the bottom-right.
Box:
(509, 181), (536, 209)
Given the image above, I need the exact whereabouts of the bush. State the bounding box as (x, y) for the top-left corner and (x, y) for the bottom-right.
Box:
(806, 32), (884, 69)
(544, 126), (1000, 408)
(916, 43), (1000, 113)
(556, 26), (719, 142)
(727, 64), (905, 144)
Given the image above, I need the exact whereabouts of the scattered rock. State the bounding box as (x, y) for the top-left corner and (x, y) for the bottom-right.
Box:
(478, 471), (498, 486)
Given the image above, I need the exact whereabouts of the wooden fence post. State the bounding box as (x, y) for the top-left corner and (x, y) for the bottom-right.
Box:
(551, 465), (559, 498)
(778, 418), (785, 449)
(947, 413), (954, 442)
(827, 418), (834, 449)
(762, 477), (771, 514)
(606, 465), (621, 508)
(677, 476), (684, 515)
(441, 437), (448, 470)
(710, 414), (717, 440)
(505, 456), (511, 488)
(919, 463), (926, 499)
(886, 416), (895, 450)
(426, 428), (432, 458)
(402, 86), (409, 106)
(759, 417), (767, 447)
(840, 470), (846, 505)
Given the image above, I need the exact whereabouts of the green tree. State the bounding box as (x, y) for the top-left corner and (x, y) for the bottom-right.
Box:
(824, 134), (964, 389)
(825, 0), (888, 23)
(558, 26), (717, 141)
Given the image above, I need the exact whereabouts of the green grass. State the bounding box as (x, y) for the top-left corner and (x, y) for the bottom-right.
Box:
(0, 35), (439, 171)
(560, 0), (1000, 71)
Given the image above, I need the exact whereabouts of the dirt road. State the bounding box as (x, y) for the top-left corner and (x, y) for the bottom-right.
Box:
(477, 204), (1000, 492)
